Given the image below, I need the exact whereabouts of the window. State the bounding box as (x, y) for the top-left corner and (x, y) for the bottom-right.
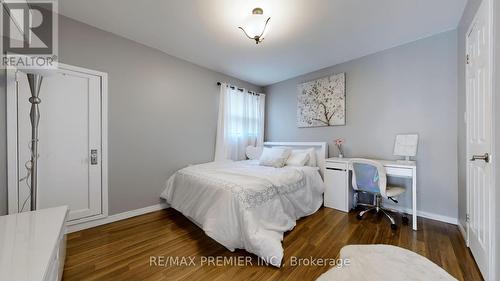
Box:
(215, 84), (265, 161)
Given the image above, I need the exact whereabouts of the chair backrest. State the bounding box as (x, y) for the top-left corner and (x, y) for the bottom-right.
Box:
(349, 159), (387, 197)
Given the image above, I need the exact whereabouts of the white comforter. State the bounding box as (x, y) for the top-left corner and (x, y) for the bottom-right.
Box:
(160, 160), (325, 267)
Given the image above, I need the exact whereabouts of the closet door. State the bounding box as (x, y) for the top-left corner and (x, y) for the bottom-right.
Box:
(16, 68), (103, 222)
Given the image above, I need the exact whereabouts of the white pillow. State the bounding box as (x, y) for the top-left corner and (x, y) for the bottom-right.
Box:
(286, 150), (310, 166)
(289, 148), (317, 167)
(259, 147), (292, 168)
(305, 148), (317, 167)
(246, 146), (263, 160)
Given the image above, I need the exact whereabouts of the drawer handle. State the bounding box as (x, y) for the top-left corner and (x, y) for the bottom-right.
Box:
(326, 167), (345, 171)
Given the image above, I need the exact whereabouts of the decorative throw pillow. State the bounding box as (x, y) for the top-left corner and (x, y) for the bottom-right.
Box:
(286, 150), (310, 166)
(259, 147), (292, 168)
(246, 146), (263, 160)
(305, 148), (317, 167)
(288, 148), (317, 167)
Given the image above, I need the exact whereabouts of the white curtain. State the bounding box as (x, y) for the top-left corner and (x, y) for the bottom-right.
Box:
(215, 83), (265, 161)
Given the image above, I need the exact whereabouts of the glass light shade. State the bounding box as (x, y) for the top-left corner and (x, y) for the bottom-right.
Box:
(241, 13), (269, 39)
(239, 7), (270, 44)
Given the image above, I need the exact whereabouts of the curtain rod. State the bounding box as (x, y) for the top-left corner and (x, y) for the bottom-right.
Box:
(217, 82), (258, 95)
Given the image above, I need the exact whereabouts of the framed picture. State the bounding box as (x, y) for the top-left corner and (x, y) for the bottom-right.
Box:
(297, 73), (346, 128)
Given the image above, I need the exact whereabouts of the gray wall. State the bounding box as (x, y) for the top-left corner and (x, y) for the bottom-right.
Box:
(457, 0), (482, 233)
(0, 16), (261, 216)
(60, 16), (262, 215)
(265, 31), (458, 219)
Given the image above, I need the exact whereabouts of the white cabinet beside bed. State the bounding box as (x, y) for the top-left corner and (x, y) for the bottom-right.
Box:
(324, 160), (353, 212)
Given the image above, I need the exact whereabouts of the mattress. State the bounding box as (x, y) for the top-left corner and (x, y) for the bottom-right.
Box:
(160, 160), (325, 266)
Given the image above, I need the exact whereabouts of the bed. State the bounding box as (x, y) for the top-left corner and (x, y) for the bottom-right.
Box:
(160, 142), (327, 266)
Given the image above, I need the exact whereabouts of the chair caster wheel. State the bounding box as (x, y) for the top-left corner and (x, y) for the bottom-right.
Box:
(356, 214), (363, 220)
(391, 224), (397, 230)
(402, 217), (409, 225)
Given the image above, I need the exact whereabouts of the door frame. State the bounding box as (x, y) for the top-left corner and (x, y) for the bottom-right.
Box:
(6, 63), (109, 226)
(465, 0), (496, 279)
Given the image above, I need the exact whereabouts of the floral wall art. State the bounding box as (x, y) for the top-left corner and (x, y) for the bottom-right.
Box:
(296, 73), (346, 127)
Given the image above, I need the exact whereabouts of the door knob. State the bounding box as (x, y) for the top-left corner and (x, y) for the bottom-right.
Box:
(470, 153), (490, 163)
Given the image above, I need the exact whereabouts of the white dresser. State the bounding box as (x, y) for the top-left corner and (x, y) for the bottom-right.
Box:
(0, 206), (68, 281)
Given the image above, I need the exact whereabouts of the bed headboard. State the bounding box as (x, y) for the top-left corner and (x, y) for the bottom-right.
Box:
(263, 142), (328, 178)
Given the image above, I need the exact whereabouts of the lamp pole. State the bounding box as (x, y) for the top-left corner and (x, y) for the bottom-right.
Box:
(27, 73), (43, 211)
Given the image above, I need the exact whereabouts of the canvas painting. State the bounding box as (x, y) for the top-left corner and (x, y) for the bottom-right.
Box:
(297, 73), (346, 127)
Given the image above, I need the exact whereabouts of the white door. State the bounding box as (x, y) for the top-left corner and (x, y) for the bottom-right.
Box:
(15, 68), (103, 222)
(466, 0), (493, 279)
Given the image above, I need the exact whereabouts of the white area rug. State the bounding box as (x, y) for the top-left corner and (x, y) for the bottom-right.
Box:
(316, 244), (457, 281)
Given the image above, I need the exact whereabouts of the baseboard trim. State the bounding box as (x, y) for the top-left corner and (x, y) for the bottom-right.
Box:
(66, 203), (170, 233)
(388, 205), (458, 225)
(415, 210), (458, 225)
(458, 221), (468, 243)
(66, 202), (458, 233)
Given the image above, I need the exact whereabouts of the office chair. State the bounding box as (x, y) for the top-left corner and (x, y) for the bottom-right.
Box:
(350, 158), (409, 230)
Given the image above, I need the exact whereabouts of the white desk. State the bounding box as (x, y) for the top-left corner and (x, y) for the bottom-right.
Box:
(324, 157), (417, 230)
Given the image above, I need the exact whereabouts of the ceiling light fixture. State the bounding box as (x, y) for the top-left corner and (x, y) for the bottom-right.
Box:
(238, 7), (270, 44)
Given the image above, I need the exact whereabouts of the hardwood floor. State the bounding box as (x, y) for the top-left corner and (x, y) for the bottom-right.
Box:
(63, 207), (483, 281)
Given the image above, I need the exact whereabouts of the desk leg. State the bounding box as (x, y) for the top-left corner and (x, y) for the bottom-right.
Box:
(412, 168), (417, 230)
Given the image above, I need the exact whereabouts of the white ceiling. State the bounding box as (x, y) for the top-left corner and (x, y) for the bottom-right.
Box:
(59, 0), (466, 86)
